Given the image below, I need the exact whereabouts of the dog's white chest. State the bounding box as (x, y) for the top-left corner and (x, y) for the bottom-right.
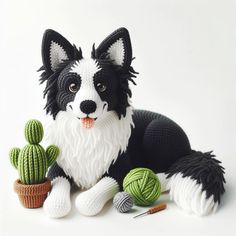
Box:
(46, 108), (133, 189)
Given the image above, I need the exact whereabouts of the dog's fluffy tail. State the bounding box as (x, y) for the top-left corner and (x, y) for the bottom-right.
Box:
(166, 151), (225, 215)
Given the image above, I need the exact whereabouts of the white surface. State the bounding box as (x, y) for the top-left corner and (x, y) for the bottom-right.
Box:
(0, 0), (236, 235)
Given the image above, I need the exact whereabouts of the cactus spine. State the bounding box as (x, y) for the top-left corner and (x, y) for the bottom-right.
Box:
(9, 119), (59, 185)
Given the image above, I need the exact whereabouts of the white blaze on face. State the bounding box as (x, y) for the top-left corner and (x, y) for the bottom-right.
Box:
(68, 58), (106, 121)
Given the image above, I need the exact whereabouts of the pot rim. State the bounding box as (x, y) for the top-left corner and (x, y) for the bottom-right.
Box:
(14, 179), (51, 196)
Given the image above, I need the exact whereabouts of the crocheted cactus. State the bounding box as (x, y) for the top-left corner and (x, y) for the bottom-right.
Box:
(9, 119), (59, 185)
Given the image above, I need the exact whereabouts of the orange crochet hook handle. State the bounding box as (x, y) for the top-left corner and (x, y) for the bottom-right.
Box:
(148, 203), (167, 214)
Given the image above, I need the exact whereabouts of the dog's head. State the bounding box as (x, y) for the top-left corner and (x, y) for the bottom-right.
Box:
(39, 28), (137, 128)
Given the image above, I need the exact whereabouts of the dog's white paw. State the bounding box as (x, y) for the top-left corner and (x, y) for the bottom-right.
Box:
(43, 177), (71, 218)
(169, 173), (218, 216)
(75, 190), (104, 216)
(76, 177), (119, 216)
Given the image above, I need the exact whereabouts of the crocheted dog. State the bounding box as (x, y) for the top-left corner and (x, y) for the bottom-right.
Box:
(39, 28), (225, 218)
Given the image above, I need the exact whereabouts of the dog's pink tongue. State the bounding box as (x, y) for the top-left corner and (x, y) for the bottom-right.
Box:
(81, 117), (95, 129)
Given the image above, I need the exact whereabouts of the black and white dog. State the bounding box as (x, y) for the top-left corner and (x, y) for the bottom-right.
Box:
(39, 28), (225, 218)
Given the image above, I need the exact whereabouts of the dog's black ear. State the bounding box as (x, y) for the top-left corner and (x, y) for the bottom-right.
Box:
(94, 28), (132, 71)
(41, 29), (79, 73)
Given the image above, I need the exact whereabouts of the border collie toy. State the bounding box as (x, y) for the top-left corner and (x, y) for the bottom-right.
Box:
(39, 28), (225, 218)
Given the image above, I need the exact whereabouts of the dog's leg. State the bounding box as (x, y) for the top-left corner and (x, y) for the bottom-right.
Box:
(166, 151), (225, 216)
(75, 177), (119, 216)
(43, 163), (72, 218)
(157, 173), (170, 192)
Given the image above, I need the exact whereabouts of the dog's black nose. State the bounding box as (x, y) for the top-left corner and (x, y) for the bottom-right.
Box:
(80, 100), (97, 114)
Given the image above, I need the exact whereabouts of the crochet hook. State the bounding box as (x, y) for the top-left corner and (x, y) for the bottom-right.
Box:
(133, 203), (167, 219)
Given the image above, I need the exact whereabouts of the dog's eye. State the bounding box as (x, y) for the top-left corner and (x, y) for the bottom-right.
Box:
(69, 83), (79, 93)
(96, 83), (107, 92)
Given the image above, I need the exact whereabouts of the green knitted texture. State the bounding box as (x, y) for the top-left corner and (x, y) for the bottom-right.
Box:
(9, 119), (59, 185)
(123, 168), (161, 206)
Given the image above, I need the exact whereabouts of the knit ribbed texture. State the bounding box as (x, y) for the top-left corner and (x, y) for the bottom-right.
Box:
(9, 119), (59, 185)
(113, 192), (133, 213)
(43, 177), (71, 218)
(17, 145), (48, 184)
(14, 179), (51, 208)
(123, 168), (161, 206)
(46, 145), (60, 166)
(9, 147), (20, 169)
(76, 177), (119, 216)
(25, 119), (43, 144)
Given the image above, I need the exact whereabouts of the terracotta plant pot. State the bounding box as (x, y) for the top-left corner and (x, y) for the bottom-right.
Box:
(14, 179), (51, 208)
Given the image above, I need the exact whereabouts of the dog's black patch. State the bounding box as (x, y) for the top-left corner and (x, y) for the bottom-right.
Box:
(91, 50), (137, 118)
(39, 59), (79, 118)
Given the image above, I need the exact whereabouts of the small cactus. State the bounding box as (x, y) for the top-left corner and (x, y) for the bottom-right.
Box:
(9, 119), (59, 185)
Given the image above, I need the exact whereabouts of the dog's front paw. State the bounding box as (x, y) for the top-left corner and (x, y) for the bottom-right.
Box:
(169, 173), (218, 216)
(75, 190), (104, 216)
(43, 177), (71, 218)
(76, 177), (119, 216)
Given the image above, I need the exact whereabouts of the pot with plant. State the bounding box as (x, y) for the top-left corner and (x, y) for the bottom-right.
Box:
(9, 119), (59, 208)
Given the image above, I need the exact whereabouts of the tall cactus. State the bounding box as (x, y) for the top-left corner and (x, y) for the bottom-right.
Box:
(9, 119), (59, 185)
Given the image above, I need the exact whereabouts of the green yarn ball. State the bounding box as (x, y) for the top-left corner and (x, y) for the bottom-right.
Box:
(24, 119), (44, 144)
(123, 168), (161, 206)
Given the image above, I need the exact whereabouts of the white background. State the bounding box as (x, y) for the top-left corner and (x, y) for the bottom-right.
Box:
(0, 0), (236, 235)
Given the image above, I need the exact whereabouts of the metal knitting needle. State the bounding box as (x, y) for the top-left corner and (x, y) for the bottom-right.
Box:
(133, 203), (167, 219)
